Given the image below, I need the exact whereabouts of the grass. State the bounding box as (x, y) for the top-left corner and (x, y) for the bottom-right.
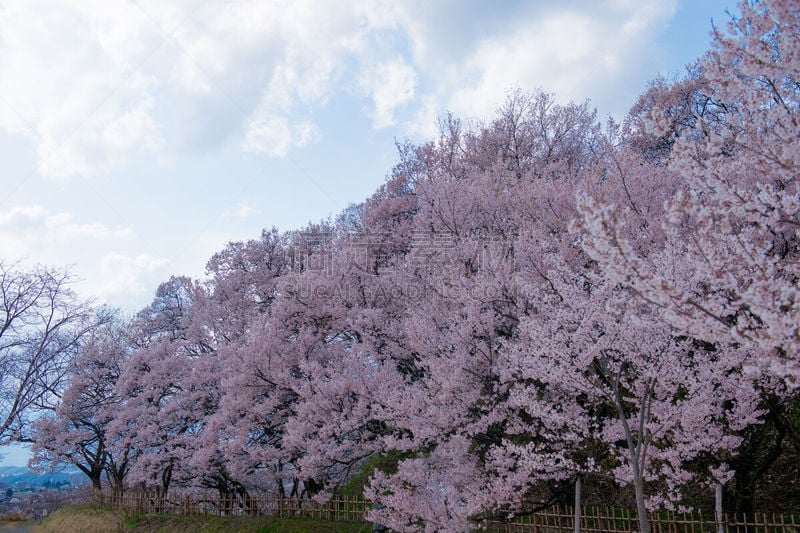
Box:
(33, 504), (374, 533)
(0, 512), (26, 522)
(34, 504), (120, 532)
(124, 511), (142, 529)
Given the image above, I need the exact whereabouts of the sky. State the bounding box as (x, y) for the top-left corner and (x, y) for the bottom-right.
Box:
(0, 0), (734, 465)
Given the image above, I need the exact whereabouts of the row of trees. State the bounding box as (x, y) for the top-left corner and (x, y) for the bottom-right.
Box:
(14, 2), (799, 532)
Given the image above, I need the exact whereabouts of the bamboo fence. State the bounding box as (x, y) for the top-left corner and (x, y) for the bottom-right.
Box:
(98, 492), (799, 532)
(98, 490), (370, 522)
(481, 505), (800, 533)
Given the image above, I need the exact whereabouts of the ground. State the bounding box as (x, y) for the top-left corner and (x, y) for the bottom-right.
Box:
(0, 505), (374, 533)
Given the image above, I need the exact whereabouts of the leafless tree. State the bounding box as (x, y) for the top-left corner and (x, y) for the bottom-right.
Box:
(0, 261), (106, 443)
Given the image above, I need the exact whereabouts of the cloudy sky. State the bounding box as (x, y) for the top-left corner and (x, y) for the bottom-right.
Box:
(0, 0), (735, 317)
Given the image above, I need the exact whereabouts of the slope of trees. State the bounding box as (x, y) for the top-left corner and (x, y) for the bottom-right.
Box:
(23, 1), (800, 531)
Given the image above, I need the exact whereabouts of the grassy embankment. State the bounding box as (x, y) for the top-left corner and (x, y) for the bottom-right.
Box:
(15, 504), (372, 532)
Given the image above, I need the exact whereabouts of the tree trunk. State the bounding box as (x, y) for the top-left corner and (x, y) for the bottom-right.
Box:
(160, 463), (173, 497)
(726, 409), (784, 516)
(633, 477), (650, 533)
(574, 475), (581, 533)
(715, 483), (724, 533)
(90, 472), (102, 504)
(613, 375), (651, 533)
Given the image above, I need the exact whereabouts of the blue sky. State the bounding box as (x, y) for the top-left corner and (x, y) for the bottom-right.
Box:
(0, 0), (733, 465)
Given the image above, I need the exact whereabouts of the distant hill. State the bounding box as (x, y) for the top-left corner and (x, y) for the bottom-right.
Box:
(0, 465), (84, 489)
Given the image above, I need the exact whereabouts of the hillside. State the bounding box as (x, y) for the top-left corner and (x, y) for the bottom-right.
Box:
(0, 467), (83, 492)
(31, 505), (372, 533)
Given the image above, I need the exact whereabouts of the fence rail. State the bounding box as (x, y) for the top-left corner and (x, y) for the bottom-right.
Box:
(97, 490), (370, 522)
(482, 505), (800, 533)
(98, 492), (799, 533)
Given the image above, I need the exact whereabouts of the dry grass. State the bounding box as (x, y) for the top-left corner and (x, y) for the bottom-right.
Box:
(34, 505), (121, 533)
(31, 504), (373, 533)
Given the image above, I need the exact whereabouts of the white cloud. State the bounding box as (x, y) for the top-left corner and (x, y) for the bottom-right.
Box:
(223, 203), (259, 221)
(0, 205), (132, 259)
(443, 0), (675, 121)
(0, 0), (680, 178)
(0, 204), (174, 310)
(0, 205), (175, 310)
(35, 96), (164, 179)
(0, 1), (165, 179)
(98, 253), (172, 301)
(0, 1), (368, 176)
(360, 58), (417, 128)
(385, 0), (679, 126)
(242, 115), (320, 157)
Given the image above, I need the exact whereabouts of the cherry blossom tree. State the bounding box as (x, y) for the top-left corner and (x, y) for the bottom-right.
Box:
(578, 0), (800, 387)
(500, 267), (760, 533)
(362, 82), (768, 530)
(204, 228), (291, 343)
(212, 216), (413, 498)
(364, 92), (608, 530)
(574, 3), (799, 517)
(108, 276), (222, 496)
(29, 314), (132, 494)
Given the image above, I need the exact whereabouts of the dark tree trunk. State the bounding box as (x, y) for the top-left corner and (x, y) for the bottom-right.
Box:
(160, 462), (173, 497)
(726, 414), (785, 517)
(90, 472), (102, 493)
(89, 469), (103, 505)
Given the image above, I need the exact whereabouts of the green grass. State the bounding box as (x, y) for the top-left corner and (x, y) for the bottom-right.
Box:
(35, 504), (373, 533)
(126, 513), (372, 533)
(124, 511), (143, 529)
